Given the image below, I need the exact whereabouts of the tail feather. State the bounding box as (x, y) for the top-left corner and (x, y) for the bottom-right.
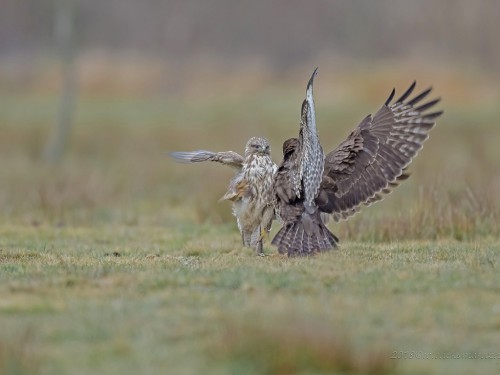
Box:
(273, 223), (294, 254)
(272, 212), (339, 257)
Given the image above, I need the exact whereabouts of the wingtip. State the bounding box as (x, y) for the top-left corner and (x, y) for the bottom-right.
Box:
(169, 151), (200, 163)
(408, 81), (417, 94)
(396, 80), (417, 103)
(169, 151), (187, 162)
(385, 88), (396, 106)
(306, 67), (318, 92)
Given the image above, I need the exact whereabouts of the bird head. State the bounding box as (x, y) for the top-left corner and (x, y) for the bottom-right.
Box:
(245, 137), (271, 157)
(282, 138), (299, 159)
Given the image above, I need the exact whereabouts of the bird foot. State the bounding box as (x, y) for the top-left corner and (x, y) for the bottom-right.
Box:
(255, 240), (265, 256)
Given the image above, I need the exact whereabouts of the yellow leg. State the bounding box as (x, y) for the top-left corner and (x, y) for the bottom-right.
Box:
(260, 226), (269, 242)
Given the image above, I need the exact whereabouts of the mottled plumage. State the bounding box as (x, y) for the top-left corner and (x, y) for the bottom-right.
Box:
(272, 70), (338, 256)
(171, 137), (277, 254)
(272, 70), (443, 256)
(298, 69), (324, 214)
(171, 69), (442, 258)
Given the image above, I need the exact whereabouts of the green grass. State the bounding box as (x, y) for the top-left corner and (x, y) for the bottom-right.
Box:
(1, 228), (499, 374)
(1, 66), (499, 374)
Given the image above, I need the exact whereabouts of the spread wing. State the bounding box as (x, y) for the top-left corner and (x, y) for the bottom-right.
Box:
(319, 81), (443, 221)
(288, 68), (325, 212)
(171, 150), (245, 202)
(170, 150), (244, 170)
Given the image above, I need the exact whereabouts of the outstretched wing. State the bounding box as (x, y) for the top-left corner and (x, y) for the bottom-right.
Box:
(170, 150), (244, 170)
(319, 82), (443, 221)
(292, 68), (325, 212)
(171, 149), (246, 202)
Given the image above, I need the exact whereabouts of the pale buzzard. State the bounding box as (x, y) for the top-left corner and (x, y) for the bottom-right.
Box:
(171, 137), (277, 254)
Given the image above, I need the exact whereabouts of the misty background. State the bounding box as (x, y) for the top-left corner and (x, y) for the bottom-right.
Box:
(0, 0), (499, 232)
(1, 3), (500, 374)
(2, 0), (500, 67)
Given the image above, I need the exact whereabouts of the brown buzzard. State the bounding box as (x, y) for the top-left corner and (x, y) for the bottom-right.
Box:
(272, 69), (443, 256)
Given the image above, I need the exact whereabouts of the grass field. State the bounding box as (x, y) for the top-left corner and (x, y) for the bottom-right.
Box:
(1, 65), (499, 374)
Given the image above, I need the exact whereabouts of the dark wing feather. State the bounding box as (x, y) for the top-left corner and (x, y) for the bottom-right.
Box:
(320, 82), (443, 221)
(170, 150), (244, 170)
(274, 139), (300, 204)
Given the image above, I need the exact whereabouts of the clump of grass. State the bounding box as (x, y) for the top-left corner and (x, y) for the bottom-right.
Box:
(339, 181), (499, 243)
(210, 316), (394, 375)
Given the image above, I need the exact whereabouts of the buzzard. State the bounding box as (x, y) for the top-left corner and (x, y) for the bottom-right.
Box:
(171, 137), (277, 254)
(172, 69), (442, 257)
(272, 69), (442, 256)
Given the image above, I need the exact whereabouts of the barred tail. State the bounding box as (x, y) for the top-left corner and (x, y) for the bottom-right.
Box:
(272, 211), (338, 257)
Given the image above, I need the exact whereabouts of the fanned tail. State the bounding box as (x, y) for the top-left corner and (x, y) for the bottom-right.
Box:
(272, 211), (338, 257)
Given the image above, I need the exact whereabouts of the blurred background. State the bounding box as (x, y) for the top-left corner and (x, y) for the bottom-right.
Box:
(1, 0), (499, 240)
